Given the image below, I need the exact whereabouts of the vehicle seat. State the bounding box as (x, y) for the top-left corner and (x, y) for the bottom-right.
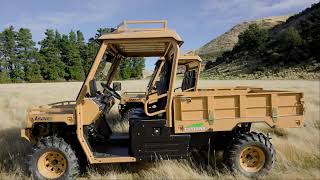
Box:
(89, 79), (99, 97)
(128, 108), (151, 125)
(156, 61), (171, 112)
(182, 70), (196, 91)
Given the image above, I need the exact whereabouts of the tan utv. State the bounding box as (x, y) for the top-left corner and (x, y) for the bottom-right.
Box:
(118, 53), (202, 121)
(21, 20), (305, 179)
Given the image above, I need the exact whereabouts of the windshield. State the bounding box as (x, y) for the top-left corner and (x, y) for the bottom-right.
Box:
(147, 60), (162, 93)
(94, 61), (113, 92)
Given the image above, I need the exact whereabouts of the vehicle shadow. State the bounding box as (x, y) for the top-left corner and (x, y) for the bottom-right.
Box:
(0, 127), (32, 174)
(86, 151), (228, 178)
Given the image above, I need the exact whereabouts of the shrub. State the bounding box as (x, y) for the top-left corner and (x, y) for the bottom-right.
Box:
(0, 71), (11, 83)
(279, 27), (304, 50)
(237, 24), (268, 50)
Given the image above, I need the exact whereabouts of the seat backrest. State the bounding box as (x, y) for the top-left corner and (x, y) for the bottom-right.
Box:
(156, 61), (171, 110)
(89, 79), (98, 97)
(182, 70), (196, 91)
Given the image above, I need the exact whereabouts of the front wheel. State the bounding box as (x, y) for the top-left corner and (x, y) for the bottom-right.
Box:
(223, 132), (275, 177)
(29, 136), (80, 180)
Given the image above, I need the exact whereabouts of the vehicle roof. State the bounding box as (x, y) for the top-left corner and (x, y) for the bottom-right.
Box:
(98, 20), (183, 57)
(178, 54), (202, 64)
(159, 53), (202, 64)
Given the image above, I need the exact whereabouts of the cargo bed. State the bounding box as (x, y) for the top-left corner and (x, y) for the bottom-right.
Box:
(173, 87), (304, 133)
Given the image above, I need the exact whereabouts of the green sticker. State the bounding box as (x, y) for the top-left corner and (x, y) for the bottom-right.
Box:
(186, 123), (204, 128)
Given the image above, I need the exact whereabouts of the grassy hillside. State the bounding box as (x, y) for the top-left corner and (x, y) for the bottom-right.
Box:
(197, 16), (288, 60)
(202, 3), (320, 80)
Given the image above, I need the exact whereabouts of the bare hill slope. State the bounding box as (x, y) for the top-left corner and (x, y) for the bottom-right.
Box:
(197, 16), (289, 58)
(202, 3), (320, 80)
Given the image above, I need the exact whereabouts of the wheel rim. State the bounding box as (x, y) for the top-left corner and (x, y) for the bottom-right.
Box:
(37, 150), (67, 179)
(239, 146), (266, 173)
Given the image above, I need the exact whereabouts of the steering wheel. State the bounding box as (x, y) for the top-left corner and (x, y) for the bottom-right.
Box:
(101, 82), (121, 100)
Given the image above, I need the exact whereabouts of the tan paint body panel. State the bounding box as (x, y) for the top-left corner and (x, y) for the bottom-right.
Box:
(24, 101), (77, 128)
(80, 98), (101, 125)
(22, 101), (77, 143)
(99, 30), (183, 44)
(173, 88), (304, 133)
(120, 92), (146, 104)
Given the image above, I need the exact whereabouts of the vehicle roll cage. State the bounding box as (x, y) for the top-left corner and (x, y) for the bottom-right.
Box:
(77, 20), (183, 127)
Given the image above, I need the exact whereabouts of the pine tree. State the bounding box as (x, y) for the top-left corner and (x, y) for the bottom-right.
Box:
(16, 28), (35, 53)
(39, 29), (65, 80)
(0, 31), (2, 57)
(119, 59), (132, 79)
(16, 28), (43, 82)
(0, 26), (21, 81)
(95, 28), (115, 39)
(63, 31), (85, 81)
(54, 30), (61, 48)
(76, 30), (88, 76)
(76, 30), (85, 43)
(0, 26), (146, 83)
(0, 30), (10, 83)
(24, 52), (43, 82)
(59, 34), (69, 64)
(0, 31), (9, 82)
(132, 57), (145, 78)
(84, 39), (98, 75)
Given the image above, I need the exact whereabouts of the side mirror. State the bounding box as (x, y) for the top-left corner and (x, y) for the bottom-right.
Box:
(113, 82), (122, 91)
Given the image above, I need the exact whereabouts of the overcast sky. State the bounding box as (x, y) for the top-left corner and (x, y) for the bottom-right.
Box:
(0, 0), (318, 69)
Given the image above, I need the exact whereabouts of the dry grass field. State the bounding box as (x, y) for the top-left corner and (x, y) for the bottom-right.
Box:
(0, 80), (319, 179)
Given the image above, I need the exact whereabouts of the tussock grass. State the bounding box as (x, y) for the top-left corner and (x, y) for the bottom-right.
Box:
(0, 80), (319, 179)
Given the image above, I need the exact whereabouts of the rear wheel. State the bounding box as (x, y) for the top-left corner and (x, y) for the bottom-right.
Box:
(29, 136), (79, 180)
(223, 132), (275, 177)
